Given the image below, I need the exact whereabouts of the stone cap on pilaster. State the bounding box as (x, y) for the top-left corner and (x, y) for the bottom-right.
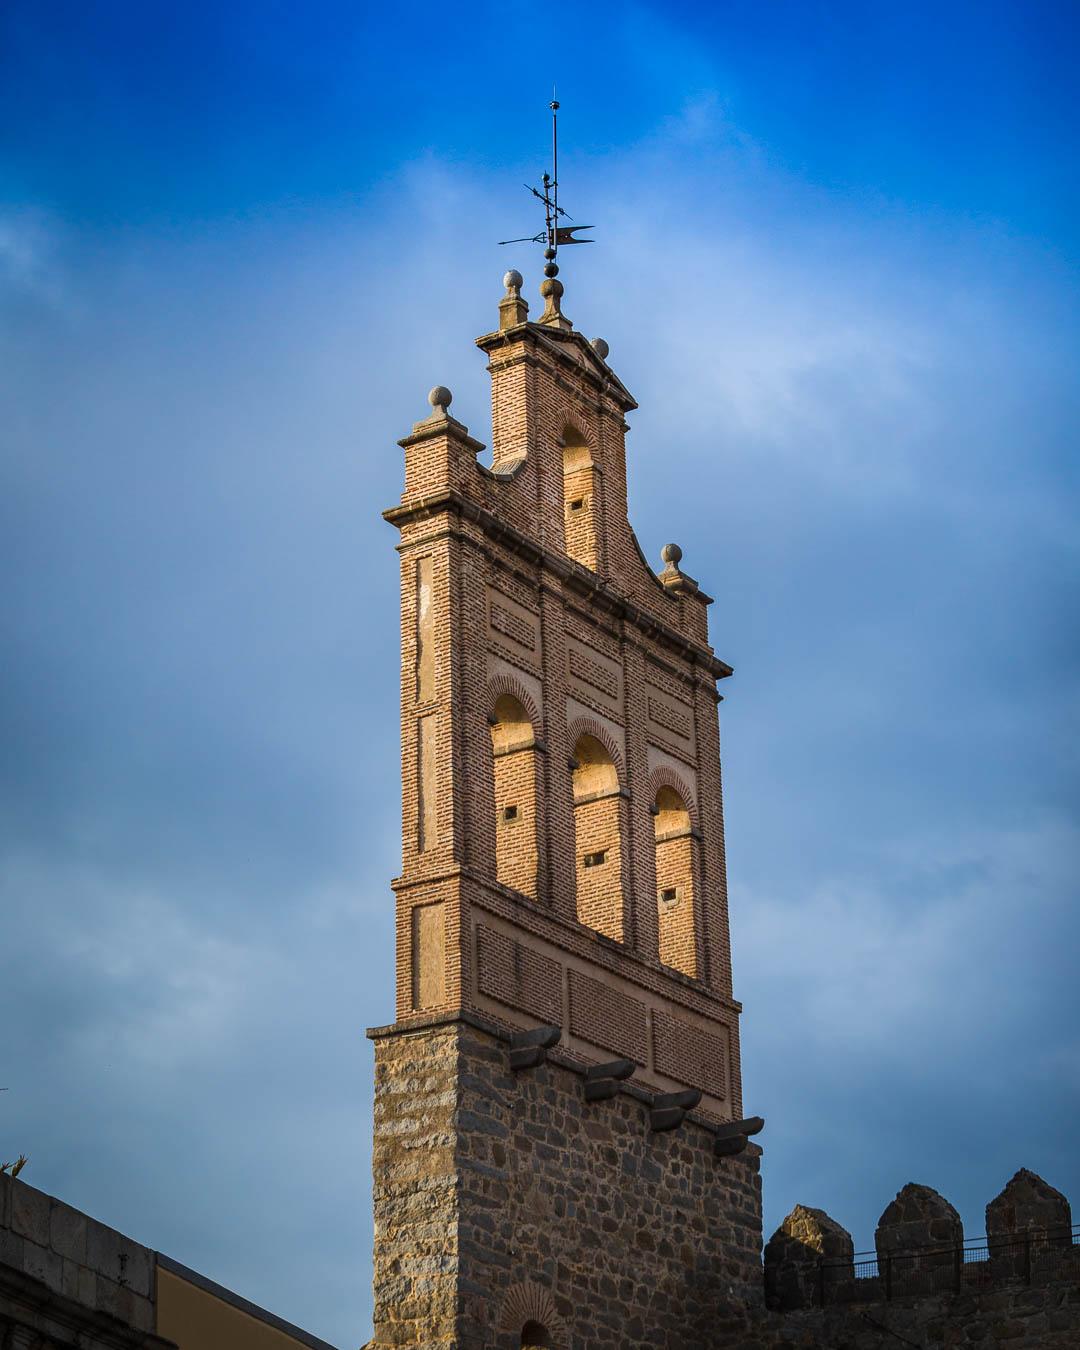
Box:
(656, 541), (714, 606)
(537, 275), (572, 330)
(499, 270), (529, 330)
(476, 323), (638, 414)
(394, 385), (487, 502)
(477, 268), (638, 411)
(397, 385), (485, 453)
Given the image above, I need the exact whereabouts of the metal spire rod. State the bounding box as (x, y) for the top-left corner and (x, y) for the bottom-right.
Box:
(550, 93), (559, 257)
(497, 97), (593, 253)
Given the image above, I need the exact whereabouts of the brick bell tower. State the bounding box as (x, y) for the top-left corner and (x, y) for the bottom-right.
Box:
(368, 266), (763, 1350)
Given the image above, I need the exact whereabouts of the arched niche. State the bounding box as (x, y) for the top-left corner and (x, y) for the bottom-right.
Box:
(561, 424), (600, 571)
(653, 784), (698, 977)
(490, 693), (539, 899)
(572, 731), (624, 941)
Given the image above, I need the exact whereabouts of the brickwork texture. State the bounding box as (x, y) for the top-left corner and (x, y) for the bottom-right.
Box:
(371, 266), (762, 1345)
(383, 268), (742, 1120)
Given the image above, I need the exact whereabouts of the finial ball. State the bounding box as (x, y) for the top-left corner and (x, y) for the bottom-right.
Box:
(503, 269), (523, 292)
(544, 247), (556, 261)
(539, 277), (564, 299)
(591, 337), (610, 360)
(661, 542), (683, 567)
(543, 261), (559, 278)
(428, 385), (452, 411)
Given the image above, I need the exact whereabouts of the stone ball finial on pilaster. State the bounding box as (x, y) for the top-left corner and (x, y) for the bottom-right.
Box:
(499, 270), (529, 330)
(591, 337), (610, 361)
(659, 542), (698, 596)
(427, 386), (452, 419)
(538, 272), (572, 331)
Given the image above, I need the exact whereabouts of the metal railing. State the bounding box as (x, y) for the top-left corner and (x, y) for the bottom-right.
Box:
(815, 1224), (1080, 1306)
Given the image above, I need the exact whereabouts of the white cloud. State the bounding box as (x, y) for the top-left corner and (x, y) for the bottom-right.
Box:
(1, 59), (1075, 1348)
(0, 208), (67, 309)
(739, 815), (1077, 1049)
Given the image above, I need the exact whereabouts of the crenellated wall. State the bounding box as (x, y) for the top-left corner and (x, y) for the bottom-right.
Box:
(753, 1170), (1079, 1349)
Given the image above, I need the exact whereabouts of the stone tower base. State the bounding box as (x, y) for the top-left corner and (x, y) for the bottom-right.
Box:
(367, 1015), (763, 1350)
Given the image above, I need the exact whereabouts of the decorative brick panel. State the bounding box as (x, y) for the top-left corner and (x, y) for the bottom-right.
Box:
(647, 693), (692, 742)
(567, 639), (621, 704)
(489, 594), (538, 652)
(653, 1009), (727, 1100)
(477, 924), (562, 1024)
(568, 969), (648, 1063)
(415, 555), (435, 703)
(411, 902), (445, 1010)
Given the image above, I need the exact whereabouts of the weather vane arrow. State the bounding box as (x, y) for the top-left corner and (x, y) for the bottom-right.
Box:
(553, 225), (593, 245)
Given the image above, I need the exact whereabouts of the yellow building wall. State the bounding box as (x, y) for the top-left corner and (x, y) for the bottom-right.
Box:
(156, 1266), (319, 1350)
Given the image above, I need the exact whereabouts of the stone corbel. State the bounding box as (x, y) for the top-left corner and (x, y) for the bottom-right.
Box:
(583, 1058), (637, 1103)
(509, 1024), (561, 1071)
(649, 1088), (702, 1132)
(713, 1115), (765, 1159)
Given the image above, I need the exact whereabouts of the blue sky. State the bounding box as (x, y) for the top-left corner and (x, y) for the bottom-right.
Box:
(1, 3), (1077, 1346)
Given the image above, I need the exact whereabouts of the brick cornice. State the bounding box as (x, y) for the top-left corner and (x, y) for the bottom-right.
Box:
(397, 415), (486, 456)
(384, 489), (732, 681)
(389, 865), (743, 1017)
(476, 322), (638, 413)
(365, 1011), (760, 1142)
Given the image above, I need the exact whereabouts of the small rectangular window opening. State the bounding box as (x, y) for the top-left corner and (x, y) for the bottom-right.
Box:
(583, 850), (607, 868)
(569, 498), (585, 511)
(660, 886), (678, 904)
(502, 804), (518, 821)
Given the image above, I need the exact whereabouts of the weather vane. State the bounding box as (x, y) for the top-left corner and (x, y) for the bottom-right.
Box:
(499, 95), (594, 263)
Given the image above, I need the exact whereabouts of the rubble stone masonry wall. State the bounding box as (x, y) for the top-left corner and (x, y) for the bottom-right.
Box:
(699, 1282), (1080, 1350)
(368, 1017), (1080, 1350)
(769, 1283), (1080, 1349)
(368, 1018), (763, 1350)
